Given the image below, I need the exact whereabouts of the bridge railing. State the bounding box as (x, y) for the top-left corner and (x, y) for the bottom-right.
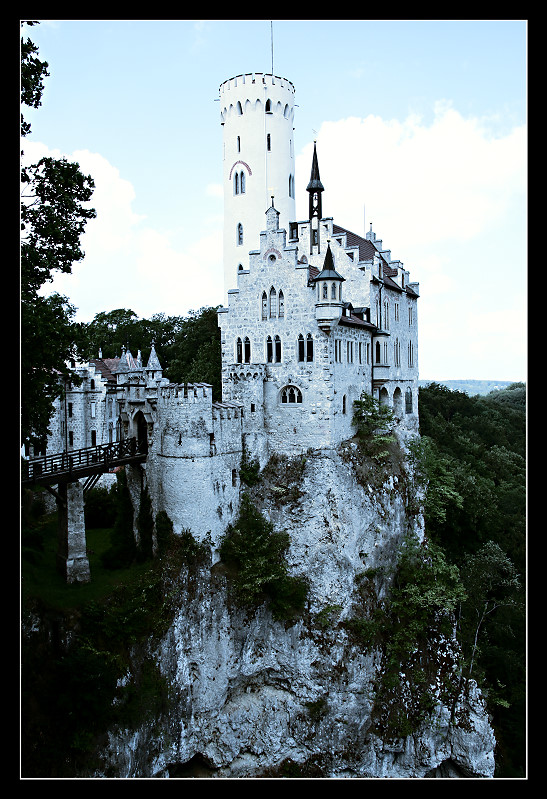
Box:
(22, 438), (142, 483)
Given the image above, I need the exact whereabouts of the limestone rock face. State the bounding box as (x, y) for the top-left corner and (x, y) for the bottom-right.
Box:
(98, 447), (495, 778)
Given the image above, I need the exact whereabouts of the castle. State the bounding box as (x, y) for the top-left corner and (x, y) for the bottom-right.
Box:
(41, 72), (420, 552)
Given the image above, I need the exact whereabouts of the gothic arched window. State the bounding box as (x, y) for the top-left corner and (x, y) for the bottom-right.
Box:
(405, 387), (413, 414)
(237, 223), (243, 246)
(234, 172), (239, 195)
(240, 170), (245, 193)
(322, 282), (328, 300)
(261, 292), (268, 320)
(280, 385), (302, 404)
(298, 334), (305, 362)
(278, 290), (284, 318)
(244, 336), (251, 364)
(274, 335), (281, 363)
(269, 286), (277, 318)
(236, 337), (243, 364)
(306, 333), (314, 362)
(266, 335), (273, 363)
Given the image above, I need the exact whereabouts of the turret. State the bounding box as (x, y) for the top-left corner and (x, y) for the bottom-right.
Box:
(312, 242), (345, 333)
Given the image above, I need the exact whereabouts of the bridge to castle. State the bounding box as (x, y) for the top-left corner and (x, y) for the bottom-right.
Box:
(22, 438), (147, 584)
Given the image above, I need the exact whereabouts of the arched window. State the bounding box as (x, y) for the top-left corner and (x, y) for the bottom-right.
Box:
(236, 101), (243, 115)
(237, 223), (243, 246)
(274, 335), (281, 363)
(298, 334), (305, 362)
(278, 290), (284, 318)
(306, 333), (313, 362)
(331, 282), (337, 299)
(236, 337), (243, 364)
(269, 286), (277, 318)
(322, 282), (328, 300)
(265, 99), (272, 113)
(405, 387), (413, 414)
(240, 170), (245, 193)
(375, 341), (381, 364)
(266, 335), (273, 363)
(234, 172), (239, 195)
(244, 336), (251, 364)
(261, 291), (268, 320)
(280, 385), (302, 404)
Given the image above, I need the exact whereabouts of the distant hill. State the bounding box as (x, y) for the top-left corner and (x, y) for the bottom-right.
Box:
(419, 379), (522, 397)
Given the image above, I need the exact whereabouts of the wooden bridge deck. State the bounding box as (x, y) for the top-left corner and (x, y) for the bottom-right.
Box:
(21, 438), (147, 489)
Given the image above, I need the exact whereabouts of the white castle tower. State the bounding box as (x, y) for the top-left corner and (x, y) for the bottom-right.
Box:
(219, 73), (296, 295)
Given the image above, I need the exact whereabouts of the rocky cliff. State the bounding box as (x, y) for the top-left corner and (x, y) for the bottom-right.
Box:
(94, 437), (496, 778)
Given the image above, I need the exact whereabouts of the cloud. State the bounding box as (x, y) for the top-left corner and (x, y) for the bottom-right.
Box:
(25, 142), (223, 321)
(296, 104), (526, 256)
(295, 106), (526, 379)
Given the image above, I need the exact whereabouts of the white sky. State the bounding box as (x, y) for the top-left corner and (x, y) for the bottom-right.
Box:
(21, 19), (527, 382)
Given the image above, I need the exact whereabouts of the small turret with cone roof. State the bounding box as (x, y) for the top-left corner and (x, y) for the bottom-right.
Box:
(312, 241), (345, 333)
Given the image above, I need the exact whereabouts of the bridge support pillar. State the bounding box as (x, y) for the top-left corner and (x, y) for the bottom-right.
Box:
(56, 481), (91, 584)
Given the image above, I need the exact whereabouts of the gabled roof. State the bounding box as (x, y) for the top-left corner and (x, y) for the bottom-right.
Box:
(89, 358), (120, 385)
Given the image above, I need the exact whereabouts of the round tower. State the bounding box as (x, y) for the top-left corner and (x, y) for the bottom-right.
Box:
(219, 73), (296, 296)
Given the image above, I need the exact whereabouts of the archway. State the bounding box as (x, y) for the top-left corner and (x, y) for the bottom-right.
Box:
(134, 411), (149, 454)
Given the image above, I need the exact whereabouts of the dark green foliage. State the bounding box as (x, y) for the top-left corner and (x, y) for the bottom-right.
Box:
(239, 445), (261, 486)
(136, 485), (154, 563)
(21, 24), (96, 447)
(100, 470), (136, 570)
(418, 382), (526, 776)
(219, 494), (308, 621)
(84, 485), (118, 529)
(162, 306), (222, 400)
(155, 510), (174, 555)
(367, 534), (466, 739)
(352, 391), (396, 461)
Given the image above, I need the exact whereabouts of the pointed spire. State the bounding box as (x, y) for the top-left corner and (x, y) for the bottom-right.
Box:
(307, 141), (324, 222)
(146, 341), (162, 372)
(313, 241), (345, 282)
(306, 141), (324, 192)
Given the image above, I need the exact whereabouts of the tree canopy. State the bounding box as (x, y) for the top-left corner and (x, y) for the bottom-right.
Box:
(21, 22), (96, 448)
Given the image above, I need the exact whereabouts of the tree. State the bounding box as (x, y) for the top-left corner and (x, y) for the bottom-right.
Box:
(21, 22), (96, 448)
(352, 391), (395, 460)
(458, 541), (522, 679)
(165, 307), (222, 399)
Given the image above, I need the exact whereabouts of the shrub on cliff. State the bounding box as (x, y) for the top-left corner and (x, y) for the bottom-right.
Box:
(219, 493), (308, 621)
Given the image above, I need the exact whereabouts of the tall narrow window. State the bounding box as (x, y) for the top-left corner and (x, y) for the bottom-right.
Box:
(267, 133), (271, 151)
(237, 135), (241, 152)
(237, 223), (243, 246)
(244, 336), (251, 364)
(236, 337), (243, 363)
(274, 335), (282, 363)
(322, 282), (328, 300)
(298, 334), (305, 362)
(306, 333), (313, 362)
(375, 341), (381, 364)
(278, 290), (284, 318)
(331, 282), (336, 299)
(269, 286), (276, 318)
(234, 172), (239, 195)
(266, 336), (273, 363)
(261, 292), (268, 320)
(240, 170), (245, 193)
